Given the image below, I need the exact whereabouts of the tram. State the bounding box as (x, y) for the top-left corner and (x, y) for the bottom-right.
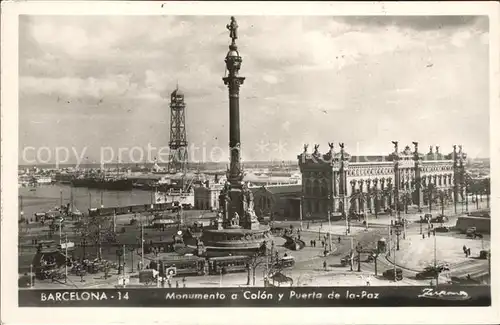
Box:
(148, 255), (251, 277)
(207, 256), (250, 274)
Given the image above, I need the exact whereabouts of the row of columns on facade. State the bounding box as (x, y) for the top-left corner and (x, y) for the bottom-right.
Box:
(348, 173), (455, 192)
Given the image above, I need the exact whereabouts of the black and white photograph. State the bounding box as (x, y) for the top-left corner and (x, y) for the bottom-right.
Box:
(1, 1), (499, 324)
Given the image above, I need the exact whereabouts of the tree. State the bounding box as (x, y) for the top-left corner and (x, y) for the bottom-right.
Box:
(437, 190), (446, 219)
(400, 191), (412, 214)
(468, 180), (482, 210)
(349, 190), (368, 214)
(482, 178), (490, 209)
(382, 183), (394, 211)
(369, 186), (383, 219)
(247, 252), (267, 286)
(424, 183), (438, 213)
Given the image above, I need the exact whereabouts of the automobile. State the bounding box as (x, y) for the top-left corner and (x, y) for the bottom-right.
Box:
(434, 226), (450, 233)
(383, 268), (403, 281)
(275, 256), (295, 268)
(340, 254), (357, 267)
(450, 276), (481, 285)
(466, 227), (483, 238)
(479, 250), (490, 259)
(415, 265), (449, 279)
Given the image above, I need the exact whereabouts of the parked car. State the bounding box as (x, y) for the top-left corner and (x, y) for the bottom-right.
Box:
(466, 227), (483, 238)
(434, 226), (450, 233)
(415, 265), (449, 280)
(340, 254), (357, 266)
(479, 250), (490, 259)
(383, 268), (403, 281)
(450, 276), (481, 285)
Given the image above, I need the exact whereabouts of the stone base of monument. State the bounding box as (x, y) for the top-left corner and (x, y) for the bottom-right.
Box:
(187, 224), (271, 257)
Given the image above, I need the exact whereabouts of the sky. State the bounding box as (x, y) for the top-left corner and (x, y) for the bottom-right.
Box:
(19, 15), (490, 165)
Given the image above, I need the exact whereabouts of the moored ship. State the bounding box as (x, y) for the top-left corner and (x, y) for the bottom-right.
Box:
(71, 176), (133, 191)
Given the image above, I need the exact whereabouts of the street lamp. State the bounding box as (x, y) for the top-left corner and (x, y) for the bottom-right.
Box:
(81, 238), (87, 260)
(355, 243), (362, 272)
(393, 223), (402, 251)
(128, 246), (135, 272)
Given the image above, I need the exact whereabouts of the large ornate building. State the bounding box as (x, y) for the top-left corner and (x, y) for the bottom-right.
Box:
(297, 142), (467, 220)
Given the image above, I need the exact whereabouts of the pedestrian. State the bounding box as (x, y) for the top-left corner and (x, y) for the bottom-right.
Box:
(467, 248), (471, 257)
(428, 230), (431, 238)
(338, 236), (341, 243)
(182, 277), (186, 285)
(422, 233), (425, 239)
(431, 224), (434, 229)
(463, 245), (467, 253)
(310, 240), (313, 247)
(321, 241), (325, 247)
(298, 234), (301, 240)
(176, 280), (179, 288)
(168, 279), (172, 288)
(323, 260), (327, 270)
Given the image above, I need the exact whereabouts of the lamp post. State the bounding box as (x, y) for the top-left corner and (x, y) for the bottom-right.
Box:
(64, 234), (68, 283)
(419, 216), (423, 234)
(81, 238), (87, 260)
(394, 223), (402, 251)
(373, 250), (379, 276)
(140, 221), (144, 270)
(433, 230), (438, 287)
(355, 243), (362, 272)
(58, 218), (64, 245)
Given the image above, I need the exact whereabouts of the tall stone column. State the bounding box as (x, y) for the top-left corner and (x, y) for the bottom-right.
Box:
(220, 16), (257, 229)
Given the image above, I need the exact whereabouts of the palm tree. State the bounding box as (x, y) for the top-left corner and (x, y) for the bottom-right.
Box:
(349, 190), (368, 214)
(382, 183), (393, 212)
(369, 186), (383, 219)
(468, 180), (481, 210)
(400, 191), (412, 214)
(482, 178), (490, 209)
(437, 190), (446, 217)
(424, 183), (438, 213)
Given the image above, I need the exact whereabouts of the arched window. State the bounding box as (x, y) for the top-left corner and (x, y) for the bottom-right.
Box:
(314, 180), (321, 196)
(321, 179), (328, 197)
(305, 180), (313, 195)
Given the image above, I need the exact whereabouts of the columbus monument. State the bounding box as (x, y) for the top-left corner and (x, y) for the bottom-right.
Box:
(197, 16), (271, 255)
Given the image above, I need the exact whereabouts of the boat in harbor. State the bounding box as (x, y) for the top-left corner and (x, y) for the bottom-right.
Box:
(71, 176), (133, 191)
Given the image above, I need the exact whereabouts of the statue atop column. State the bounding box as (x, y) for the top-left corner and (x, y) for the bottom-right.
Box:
(227, 16), (238, 44)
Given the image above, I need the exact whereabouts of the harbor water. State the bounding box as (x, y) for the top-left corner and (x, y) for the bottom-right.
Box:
(18, 184), (153, 219)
